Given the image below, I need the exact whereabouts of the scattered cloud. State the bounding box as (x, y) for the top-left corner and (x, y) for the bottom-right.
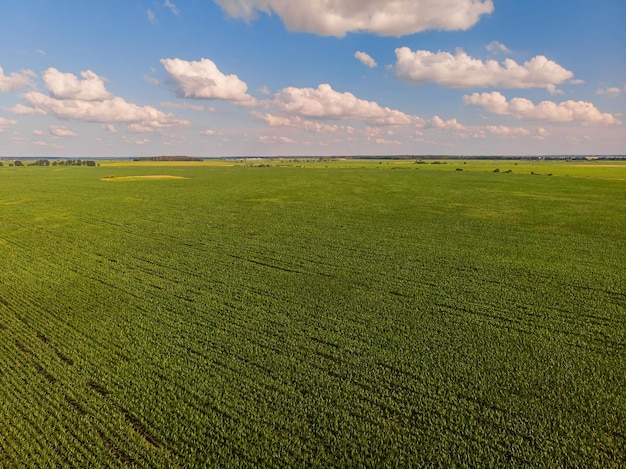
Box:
(484, 125), (530, 136)
(32, 129), (44, 135)
(252, 111), (351, 133)
(32, 140), (62, 149)
(394, 48), (574, 90)
(13, 67), (190, 130)
(597, 87), (621, 97)
(486, 41), (510, 55)
(272, 83), (424, 126)
(161, 57), (257, 106)
(355, 51), (377, 68)
(258, 135), (295, 144)
(214, 0), (494, 37)
(252, 111), (296, 127)
(49, 125), (78, 137)
(428, 116), (465, 130)
(43, 68), (112, 101)
(144, 75), (160, 87)
(0, 66), (36, 92)
(164, 0), (180, 15)
(259, 86), (271, 96)
(36, 49), (46, 56)
(102, 124), (117, 133)
(201, 129), (223, 136)
(127, 124), (155, 133)
(0, 117), (17, 132)
(160, 101), (206, 111)
(147, 9), (156, 23)
(463, 91), (620, 125)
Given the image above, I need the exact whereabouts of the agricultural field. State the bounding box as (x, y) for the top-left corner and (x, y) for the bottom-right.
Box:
(0, 160), (625, 467)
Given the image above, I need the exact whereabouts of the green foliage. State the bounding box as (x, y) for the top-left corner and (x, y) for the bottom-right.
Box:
(0, 163), (625, 467)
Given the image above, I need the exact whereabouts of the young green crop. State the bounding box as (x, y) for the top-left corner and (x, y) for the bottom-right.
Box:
(0, 162), (625, 467)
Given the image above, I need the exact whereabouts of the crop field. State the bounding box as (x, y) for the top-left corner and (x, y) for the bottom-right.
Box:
(0, 160), (625, 467)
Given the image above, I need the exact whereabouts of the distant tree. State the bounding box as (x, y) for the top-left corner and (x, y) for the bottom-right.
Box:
(0, 162), (3, 167)
(14, 160), (23, 166)
(85, 160), (96, 166)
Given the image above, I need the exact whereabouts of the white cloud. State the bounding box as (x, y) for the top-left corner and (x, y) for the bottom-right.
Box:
(428, 116), (465, 130)
(259, 86), (271, 96)
(463, 91), (620, 125)
(597, 87), (621, 97)
(0, 117), (17, 132)
(13, 67), (190, 131)
(201, 129), (223, 136)
(258, 135), (295, 144)
(49, 125), (78, 137)
(43, 68), (112, 101)
(32, 129), (44, 135)
(394, 48), (574, 90)
(355, 51), (377, 68)
(214, 0), (494, 37)
(127, 124), (155, 133)
(253, 111), (352, 134)
(102, 124), (117, 133)
(144, 75), (160, 87)
(160, 101), (206, 111)
(164, 0), (180, 15)
(486, 41), (510, 54)
(161, 58), (257, 106)
(484, 125), (530, 136)
(36, 49), (46, 56)
(147, 9), (156, 23)
(17, 91), (189, 128)
(0, 66), (35, 92)
(272, 83), (424, 126)
(252, 111), (296, 127)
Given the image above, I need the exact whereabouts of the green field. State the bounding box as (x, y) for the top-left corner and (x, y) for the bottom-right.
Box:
(1, 160), (625, 467)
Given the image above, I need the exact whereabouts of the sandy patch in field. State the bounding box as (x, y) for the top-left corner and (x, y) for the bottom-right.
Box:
(101, 175), (188, 181)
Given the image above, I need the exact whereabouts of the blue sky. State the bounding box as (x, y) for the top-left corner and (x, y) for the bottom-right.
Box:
(0, 0), (624, 157)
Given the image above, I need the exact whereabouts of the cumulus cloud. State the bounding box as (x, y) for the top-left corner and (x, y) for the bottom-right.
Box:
(252, 111), (296, 127)
(49, 125), (78, 137)
(0, 117), (17, 132)
(13, 67), (189, 131)
(161, 58), (257, 106)
(252, 111), (350, 133)
(355, 51), (377, 68)
(201, 129), (223, 136)
(394, 48), (574, 90)
(258, 135), (295, 144)
(484, 125), (530, 136)
(43, 68), (112, 101)
(127, 123), (155, 133)
(463, 91), (620, 125)
(214, 0), (494, 37)
(18, 91), (188, 128)
(486, 41), (510, 54)
(164, 0), (179, 15)
(0, 66), (35, 92)
(597, 87), (621, 97)
(428, 116), (465, 130)
(272, 83), (424, 126)
(160, 101), (206, 111)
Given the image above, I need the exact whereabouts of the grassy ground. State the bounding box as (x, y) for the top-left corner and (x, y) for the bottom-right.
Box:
(1, 161), (625, 467)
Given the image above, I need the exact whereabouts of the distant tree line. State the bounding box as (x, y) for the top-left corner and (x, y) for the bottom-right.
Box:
(0, 159), (98, 167)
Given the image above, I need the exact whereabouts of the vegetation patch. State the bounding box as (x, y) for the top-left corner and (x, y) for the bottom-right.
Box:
(0, 161), (624, 467)
(101, 175), (188, 181)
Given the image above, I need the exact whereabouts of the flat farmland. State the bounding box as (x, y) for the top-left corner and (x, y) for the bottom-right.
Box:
(0, 161), (625, 467)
